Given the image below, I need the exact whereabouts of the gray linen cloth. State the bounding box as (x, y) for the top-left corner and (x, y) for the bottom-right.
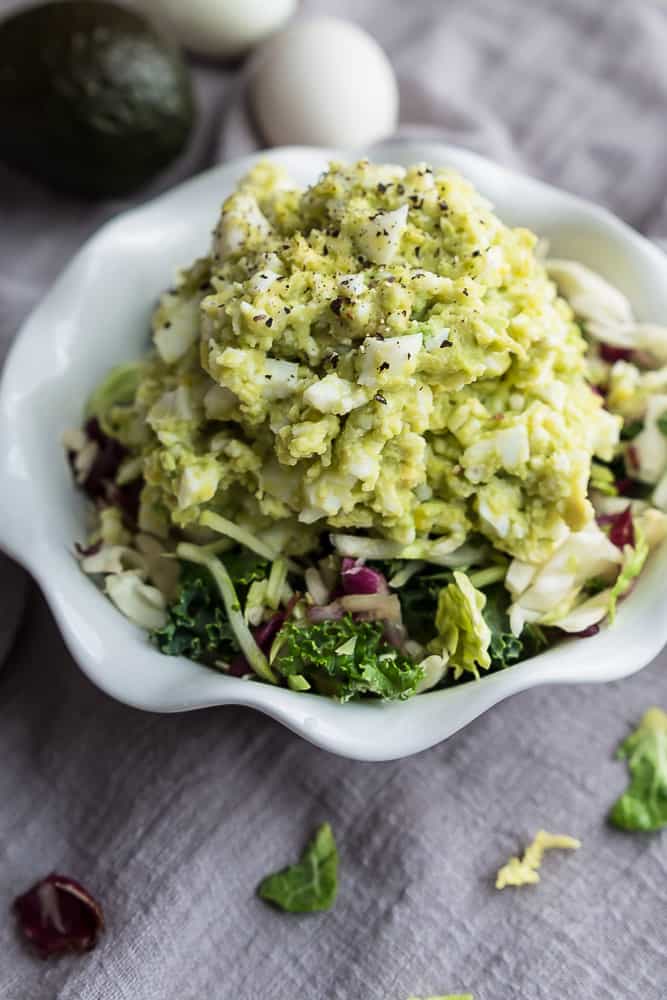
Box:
(2, 1), (667, 997)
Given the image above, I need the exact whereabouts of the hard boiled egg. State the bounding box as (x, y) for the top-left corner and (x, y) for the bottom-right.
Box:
(250, 16), (399, 147)
(138, 0), (297, 59)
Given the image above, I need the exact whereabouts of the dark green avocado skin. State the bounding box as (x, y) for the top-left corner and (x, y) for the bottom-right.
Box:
(0, 1), (195, 196)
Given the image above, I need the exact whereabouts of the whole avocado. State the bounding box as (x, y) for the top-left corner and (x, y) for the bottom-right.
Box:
(0, 0), (195, 196)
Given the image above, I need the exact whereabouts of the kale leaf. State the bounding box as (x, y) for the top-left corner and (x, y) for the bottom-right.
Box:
(152, 563), (238, 663)
(258, 823), (338, 913)
(152, 550), (268, 664)
(482, 584), (547, 671)
(217, 550), (268, 593)
(481, 584), (523, 669)
(610, 707), (667, 831)
(273, 616), (423, 701)
(620, 419), (643, 441)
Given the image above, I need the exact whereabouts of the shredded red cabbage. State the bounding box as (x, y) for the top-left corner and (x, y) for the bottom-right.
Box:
(570, 624), (601, 639)
(68, 419), (142, 522)
(13, 873), (104, 958)
(598, 506), (635, 548)
(382, 621), (408, 649)
(306, 602), (345, 623)
(340, 558), (388, 595)
(600, 344), (632, 364)
(615, 477), (634, 496)
(227, 596), (299, 676)
(80, 418), (127, 501)
(106, 479), (142, 524)
(74, 540), (102, 559)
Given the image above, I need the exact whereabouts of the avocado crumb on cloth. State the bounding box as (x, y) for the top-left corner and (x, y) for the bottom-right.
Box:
(495, 829), (581, 889)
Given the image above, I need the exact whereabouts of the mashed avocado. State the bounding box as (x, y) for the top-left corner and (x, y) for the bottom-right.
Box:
(120, 159), (618, 563)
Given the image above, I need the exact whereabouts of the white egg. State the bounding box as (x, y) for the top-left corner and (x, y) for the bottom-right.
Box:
(250, 16), (399, 148)
(139, 0), (297, 59)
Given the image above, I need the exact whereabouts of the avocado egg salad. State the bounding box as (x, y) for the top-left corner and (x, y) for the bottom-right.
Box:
(64, 159), (667, 701)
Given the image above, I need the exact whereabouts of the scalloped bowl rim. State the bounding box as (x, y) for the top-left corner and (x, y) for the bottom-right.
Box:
(1, 140), (667, 761)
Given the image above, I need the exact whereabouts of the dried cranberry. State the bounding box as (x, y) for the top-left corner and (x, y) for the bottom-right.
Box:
(13, 873), (104, 958)
(600, 344), (632, 364)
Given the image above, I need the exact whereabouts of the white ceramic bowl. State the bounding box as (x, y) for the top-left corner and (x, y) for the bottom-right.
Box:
(2, 141), (667, 762)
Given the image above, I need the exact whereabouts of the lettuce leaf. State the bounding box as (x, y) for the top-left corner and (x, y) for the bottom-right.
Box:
(430, 572), (491, 678)
(84, 362), (143, 438)
(607, 523), (649, 622)
(258, 823), (338, 913)
(610, 707), (667, 831)
(273, 616), (423, 701)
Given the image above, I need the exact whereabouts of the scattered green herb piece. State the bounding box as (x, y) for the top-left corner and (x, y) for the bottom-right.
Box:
(610, 707), (667, 831)
(273, 616), (423, 701)
(258, 823), (338, 913)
